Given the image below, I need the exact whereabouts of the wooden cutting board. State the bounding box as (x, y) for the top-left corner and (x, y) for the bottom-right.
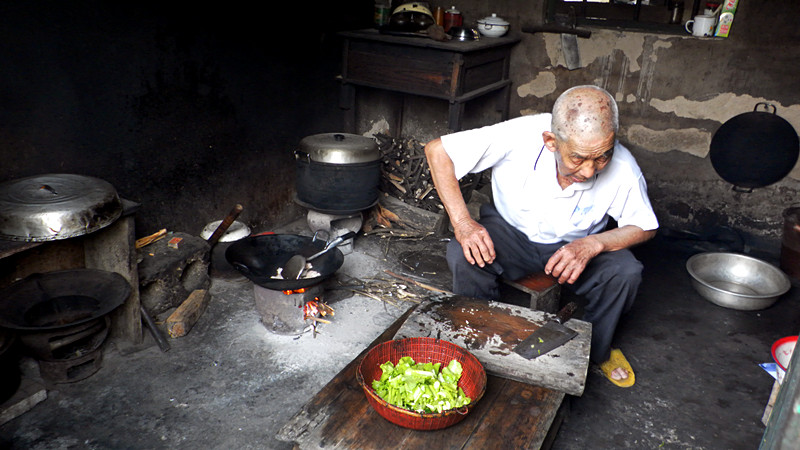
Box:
(394, 296), (591, 396)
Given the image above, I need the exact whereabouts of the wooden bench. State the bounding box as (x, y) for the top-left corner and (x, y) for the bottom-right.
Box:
(501, 272), (560, 313)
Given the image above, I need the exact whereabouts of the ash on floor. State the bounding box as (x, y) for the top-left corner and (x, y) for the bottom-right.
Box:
(1, 228), (798, 449)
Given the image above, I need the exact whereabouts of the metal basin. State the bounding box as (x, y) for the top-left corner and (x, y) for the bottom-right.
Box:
(686, 252), (791, 310)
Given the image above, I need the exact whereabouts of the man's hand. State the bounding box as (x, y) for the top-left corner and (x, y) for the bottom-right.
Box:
(545, 225), (656, 284)
(453, 218), (496, 267)
(545, 236), (603, 284)
(425, 137), (497, 267)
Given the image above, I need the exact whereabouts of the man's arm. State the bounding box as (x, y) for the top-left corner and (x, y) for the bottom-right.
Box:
(545, 225), (656, 284)
(424, 138), (496, 267)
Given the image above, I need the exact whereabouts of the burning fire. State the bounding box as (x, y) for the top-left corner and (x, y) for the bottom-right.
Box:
(282, 288), (306, 295)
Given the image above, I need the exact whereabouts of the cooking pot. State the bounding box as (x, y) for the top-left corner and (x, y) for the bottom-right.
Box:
(225, 233), (344, 290)
(295, 133), (381, 214)
(476, 14), (510, 38)
(710, 103), (799, 192)
(0, 173), (123, 241)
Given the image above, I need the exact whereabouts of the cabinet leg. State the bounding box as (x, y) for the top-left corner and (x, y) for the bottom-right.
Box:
(448, 102), (466, 132)
(497, 85), (511, 121)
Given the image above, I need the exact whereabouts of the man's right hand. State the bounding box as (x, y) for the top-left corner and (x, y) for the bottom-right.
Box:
(453, 218), (496, 267)
(424, 137), (496, 267)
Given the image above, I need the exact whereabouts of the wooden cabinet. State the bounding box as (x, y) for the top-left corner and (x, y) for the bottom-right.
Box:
(339, 30), (520, 132)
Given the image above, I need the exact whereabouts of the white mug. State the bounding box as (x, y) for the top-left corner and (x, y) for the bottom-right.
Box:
(685, 15), (716, 37)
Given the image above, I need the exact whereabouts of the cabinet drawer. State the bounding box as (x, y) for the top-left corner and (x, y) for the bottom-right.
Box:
(344, 41), (456, 98)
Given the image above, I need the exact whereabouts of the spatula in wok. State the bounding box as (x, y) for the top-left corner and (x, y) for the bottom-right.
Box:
(512, 302), (578, 360)
(282, 231), (356, 280)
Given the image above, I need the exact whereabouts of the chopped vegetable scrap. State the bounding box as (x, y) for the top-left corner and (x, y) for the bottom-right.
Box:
(371, 356), (471, 414)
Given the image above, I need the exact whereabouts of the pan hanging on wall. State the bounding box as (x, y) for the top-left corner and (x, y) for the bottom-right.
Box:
(710, 102), (799, 192)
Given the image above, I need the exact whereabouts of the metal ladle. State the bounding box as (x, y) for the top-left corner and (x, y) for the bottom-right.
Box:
(282, 231), (356, 280)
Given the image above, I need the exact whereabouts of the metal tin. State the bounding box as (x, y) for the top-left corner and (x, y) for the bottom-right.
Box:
(297, 133), (379, 164)
(0, 174), (123, 242)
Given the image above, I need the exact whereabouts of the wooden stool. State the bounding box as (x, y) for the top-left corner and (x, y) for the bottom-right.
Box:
(501, 272), (560, 313)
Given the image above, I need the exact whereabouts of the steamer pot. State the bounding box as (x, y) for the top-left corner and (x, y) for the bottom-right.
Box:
(295, 133), (381, 214)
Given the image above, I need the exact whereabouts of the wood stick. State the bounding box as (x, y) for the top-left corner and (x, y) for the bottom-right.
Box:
(135, 229), (167, 249)
(389, 179), (407, 194)
(352, 289), (399, 307)
(166, 289), (210, 338)
(384, 270), (453, 295)
(306, 316), (331, 324)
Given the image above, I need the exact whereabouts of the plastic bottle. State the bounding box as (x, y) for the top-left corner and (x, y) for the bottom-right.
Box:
(374, 1), (390, 28)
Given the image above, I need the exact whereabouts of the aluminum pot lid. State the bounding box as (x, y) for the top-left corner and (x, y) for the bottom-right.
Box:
(0, 173), (123, 242)
(298, 133), (380, 164)
(478, 14), (509, 26)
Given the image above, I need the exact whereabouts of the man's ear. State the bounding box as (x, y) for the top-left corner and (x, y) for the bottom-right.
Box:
(542, 131), (558, 153)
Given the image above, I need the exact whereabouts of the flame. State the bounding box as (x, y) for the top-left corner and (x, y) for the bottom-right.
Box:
(282, 288), (306, 295)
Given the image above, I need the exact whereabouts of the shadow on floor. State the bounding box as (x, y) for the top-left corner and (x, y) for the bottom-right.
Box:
(551, 235), (800, 449)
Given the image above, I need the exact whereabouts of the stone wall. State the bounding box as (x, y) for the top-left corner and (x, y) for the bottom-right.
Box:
(357, 0), (800, 253)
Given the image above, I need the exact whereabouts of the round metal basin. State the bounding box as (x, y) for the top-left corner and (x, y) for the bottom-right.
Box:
(686, 252), (791, 310)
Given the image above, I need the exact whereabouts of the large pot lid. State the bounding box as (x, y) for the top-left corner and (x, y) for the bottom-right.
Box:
(298, 133), (380, 164)
(0, 174), (123, 242)
(0, 268), (130, 331)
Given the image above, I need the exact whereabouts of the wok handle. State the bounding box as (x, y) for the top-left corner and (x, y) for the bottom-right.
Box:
(141, 305), (170, 352)
(755, 102), (777, 114)
(207, 204), (244, 247)
(306, 231), (357, 261)
(294, 150), (311, 163)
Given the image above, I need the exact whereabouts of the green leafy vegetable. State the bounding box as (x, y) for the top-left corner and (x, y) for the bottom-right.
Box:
(371, 356), (472, 414)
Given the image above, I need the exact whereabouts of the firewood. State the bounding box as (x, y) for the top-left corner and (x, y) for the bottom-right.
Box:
(135, 229), (167, 249)
(166, 289), (210, 338)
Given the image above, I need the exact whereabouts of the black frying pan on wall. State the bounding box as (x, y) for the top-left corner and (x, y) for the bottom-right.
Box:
(710, 102), (799, 192)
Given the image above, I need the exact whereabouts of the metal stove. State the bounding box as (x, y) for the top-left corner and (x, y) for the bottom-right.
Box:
(0, 268), (130, 385)
(21, 316), (110, 384)
(253, 282), (333, 336)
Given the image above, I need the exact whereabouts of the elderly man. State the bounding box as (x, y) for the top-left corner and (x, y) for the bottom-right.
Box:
(424, 85), (658, 387)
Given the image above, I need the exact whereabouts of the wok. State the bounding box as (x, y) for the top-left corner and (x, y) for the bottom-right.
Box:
(225, 234), (344, 290)
(710, 103), (799, 191)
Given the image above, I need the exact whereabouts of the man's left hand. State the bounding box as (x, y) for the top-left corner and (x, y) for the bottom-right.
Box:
(543, 226), (656, 284)
(544, 237), (603, 284)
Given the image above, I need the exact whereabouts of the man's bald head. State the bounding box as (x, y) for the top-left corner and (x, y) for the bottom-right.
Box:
(551, 85), (619, 143)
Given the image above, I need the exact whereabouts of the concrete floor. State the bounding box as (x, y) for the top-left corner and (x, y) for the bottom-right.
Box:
(1, 219), (799, 449)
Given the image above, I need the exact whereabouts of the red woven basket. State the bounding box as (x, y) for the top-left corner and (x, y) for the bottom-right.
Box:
(356, 337), (487, 430)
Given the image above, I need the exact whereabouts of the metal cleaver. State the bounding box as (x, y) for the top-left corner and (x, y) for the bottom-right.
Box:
(513, 302), (579, 360)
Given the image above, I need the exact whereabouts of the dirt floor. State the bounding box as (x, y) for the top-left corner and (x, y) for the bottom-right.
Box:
(1, 209), (799, 449)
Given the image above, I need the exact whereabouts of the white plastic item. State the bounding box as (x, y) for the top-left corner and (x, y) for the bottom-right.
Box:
(476, 13), (509, 37)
